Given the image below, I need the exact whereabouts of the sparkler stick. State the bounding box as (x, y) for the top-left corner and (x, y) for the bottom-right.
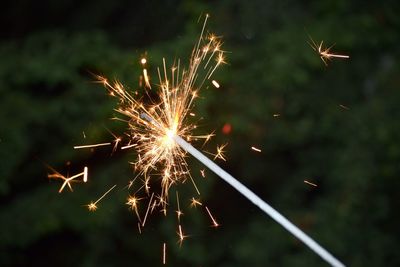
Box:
(172, 134), (345, 267)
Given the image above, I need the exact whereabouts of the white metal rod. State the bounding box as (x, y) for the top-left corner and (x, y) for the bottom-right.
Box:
(173, 134), (345, 267)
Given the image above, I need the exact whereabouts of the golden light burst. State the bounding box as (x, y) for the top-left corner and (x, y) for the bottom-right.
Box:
(308, 35), (349, 66)
(95, 14), (225, 212)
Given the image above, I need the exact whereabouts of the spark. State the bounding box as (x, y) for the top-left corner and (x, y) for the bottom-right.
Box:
(251, 146), (262, 153)
(308, 35), (349, 66)
(304, 180), (318, 187)
(176, 191), (183, 222)
(137, 222), (142, 234)
(86, 184), (117, 212)
(142, 193), (154, 226)
(141, 58), (147, 65)
(83, 166), (88, 183)
(190, 197), (202, 208)
(212, 80), (220, 88)
(82, 131), (86, 138)
(104, 127), (122, 153)
(339, 104), (349, 110)
(200, 169), (206, 178)
(74, 142), (111, 149)
(121, 144), (137, 150)
(177, 224), (188, 246)
(87, 202), (98, 212)
(143, 68), (151, 88)
(214, 143), (228, 161)
(126, 195), (142, 221)
(47, 166), (87, 193)
(273, 114), (281, 117)
(162, 243), (167, 265)
(205, 206), (219, 227)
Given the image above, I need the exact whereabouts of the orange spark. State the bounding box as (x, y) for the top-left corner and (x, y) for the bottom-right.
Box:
(86, 184), (117, 212)
(47, 166), (87, 193)
(176, 191), (183, 222)
(205, 206), (219, 227)
(74, 142), (111, 149)
(251, 146), (262, 153)
(126, 195), (142, 221)
(143, 68), (151, 88)
(142, 193), (154, 226)
(121, 143), (137, 150)
(189, 197), (202, 208)
(215, 143), (228, 161)
(87, 202), (98, 212)
(212, 80), (220, 88)
(304, 180), (318, 187)
(308, 35), (349, 66)
(162, 243), (167, 265)
(83, 166), (88, 183)
(177, 224), (188, 246)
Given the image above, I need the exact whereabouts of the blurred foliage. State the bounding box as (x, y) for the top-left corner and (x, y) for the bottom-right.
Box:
(1, 0), (400, 266)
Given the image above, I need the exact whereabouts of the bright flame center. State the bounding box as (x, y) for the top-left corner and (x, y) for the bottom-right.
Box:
(162, 128), (176, 148)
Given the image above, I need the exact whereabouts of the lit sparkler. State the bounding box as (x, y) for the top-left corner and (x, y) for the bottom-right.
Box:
(308, 35), (349, 66)
(92, 15), (344, 267)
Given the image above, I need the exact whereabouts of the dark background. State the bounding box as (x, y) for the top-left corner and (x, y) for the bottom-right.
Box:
(1, 0), (399, 266)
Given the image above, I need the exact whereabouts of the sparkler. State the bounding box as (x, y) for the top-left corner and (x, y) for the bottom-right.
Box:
(77, 15), (345, 267)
